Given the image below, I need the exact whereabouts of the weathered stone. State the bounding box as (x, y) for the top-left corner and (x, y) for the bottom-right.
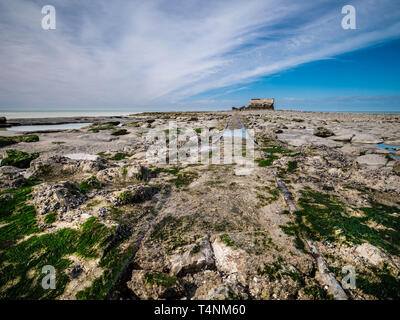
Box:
(0, 166), (26, 190)
(356, 154), (388, 168)
(127, 270), (183, 300)
(339, 145), (365, 156)
(117, 185), (159, 205)
(331, 134), (353, 142)
(383, 139), (400, 145)
(352, 134), (383, 144)
(354, 243), (390, 266)
(31, 181), (85, 215)
(27, 155), (109, 179)
(393, 161), (400, 176)
(314, 127), (334, 138)
(170, 236), (214, 276)
(96, 164), (152, 184)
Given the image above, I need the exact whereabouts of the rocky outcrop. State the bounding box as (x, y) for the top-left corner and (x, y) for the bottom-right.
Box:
(0, 166), (27, 190)
(127, 270), (184, 299)
(169, 235), (215, 276)
(26, 155), (109, 179)
(393, 161), (400, 176)
(96, 164), (152, 184)
(314, 127), (334, 138)
(356, 154), (388, 168)
(354, 243), (392, 267)
(31, 181), (86, 215)
(352, 134), (383, 144)
(116, 185), (159, 205)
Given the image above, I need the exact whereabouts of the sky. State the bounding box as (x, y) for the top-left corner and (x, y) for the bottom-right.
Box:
(0, 0), (400, 112)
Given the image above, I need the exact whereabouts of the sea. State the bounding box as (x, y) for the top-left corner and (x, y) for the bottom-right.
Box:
(0, 110), (133, 119)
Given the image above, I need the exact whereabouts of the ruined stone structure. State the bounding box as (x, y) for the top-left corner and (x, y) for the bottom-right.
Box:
(248, 98), (274, 110)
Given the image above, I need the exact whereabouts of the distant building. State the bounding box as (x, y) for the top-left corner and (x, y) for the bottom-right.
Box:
(248, 98), (274, 110)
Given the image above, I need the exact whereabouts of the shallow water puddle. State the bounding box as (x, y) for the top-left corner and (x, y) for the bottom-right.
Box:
(376, 144), (400, 160)
(7, 123), (91, 132)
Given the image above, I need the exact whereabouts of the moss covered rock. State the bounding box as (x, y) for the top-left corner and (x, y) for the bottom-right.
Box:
(111, 129), (129, 136)
(0, 135), (39, 147)
(1, 149), (39, 169)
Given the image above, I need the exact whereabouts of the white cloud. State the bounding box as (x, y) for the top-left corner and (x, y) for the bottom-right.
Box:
(0, 0), (400, 109)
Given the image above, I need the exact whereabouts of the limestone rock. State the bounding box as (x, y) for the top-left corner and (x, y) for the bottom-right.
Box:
(116, 185), (159, 205)
(127, 270), (183, 299)
(96, 164), (152, 184)
(0, 166), (26, 190)
(331, 134), (353, 142)
(354, 243), (390, 266)
(169, 236), (215, 276)
(352, 134), (383, 144)
(26, 155), (109, 179)
(31, 181), (86, 215)
(356, 154), (388, 168)
(393, 161), (400, 176)
(314, 127), (334, 138)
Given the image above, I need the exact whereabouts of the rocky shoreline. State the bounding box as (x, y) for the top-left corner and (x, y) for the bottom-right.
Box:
(0, 109), (399, 300)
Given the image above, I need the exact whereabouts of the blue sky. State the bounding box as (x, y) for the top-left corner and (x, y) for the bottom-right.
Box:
(189, 39), (400, 112)
(0, 0), (400, 112)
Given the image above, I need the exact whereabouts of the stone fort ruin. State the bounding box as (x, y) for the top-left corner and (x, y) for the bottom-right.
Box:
(233, 98), (275, 111)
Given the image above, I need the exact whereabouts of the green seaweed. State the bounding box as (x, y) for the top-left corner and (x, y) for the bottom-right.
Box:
(281, 187), (400, 255)
(144, 272), (178, 288)
(1, 149), (39, 169)
(44, 212), (57, 224)
(77, 176), (103, 194)
(110, 129), (129, 136)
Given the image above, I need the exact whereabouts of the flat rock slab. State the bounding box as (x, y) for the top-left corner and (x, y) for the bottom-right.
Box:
(330, 134), (354, 142)
(352, 134), (383, 144)
(356, 154), (388, 168)
(383, 139), (400, 145)
(339, 145), (366, 156)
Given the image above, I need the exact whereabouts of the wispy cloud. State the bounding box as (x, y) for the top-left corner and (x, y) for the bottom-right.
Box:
(0, 0), (400, 109)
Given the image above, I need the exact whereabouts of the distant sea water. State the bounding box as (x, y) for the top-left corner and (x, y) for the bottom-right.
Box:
(0, 110), (134, 119)
(1, 108), (400, 119)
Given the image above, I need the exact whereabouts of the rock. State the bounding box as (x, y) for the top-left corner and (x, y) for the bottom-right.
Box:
(356, 154), (388, 168)
(0, 166), (26, 190)
(111, 129), (129, 136)
(211, 236), (247, 284)
(117, 185), (159, 205)
(69, 265), (84, 279)
(314, 127), (334, 138)
(354, 243), (390, 266)
(393, 161), (400, 176)
(127, 270), (183, 299)
(331, 134), (353, 142)
(383, 139), (400, 145)
(339, 145), (365, 156)
(98, 206), (110, 217)
(190, 271), (247, 300)
(170, 236), (215, 276)
(1, 149), (39, 169)
(352, 134), (383, 144)
(0, 117), (6, 124)
(368, 148), (391, 154)
(27, 155), (109, 179)
(31, 181), (85, 215)
(96, 164), (152, 184)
